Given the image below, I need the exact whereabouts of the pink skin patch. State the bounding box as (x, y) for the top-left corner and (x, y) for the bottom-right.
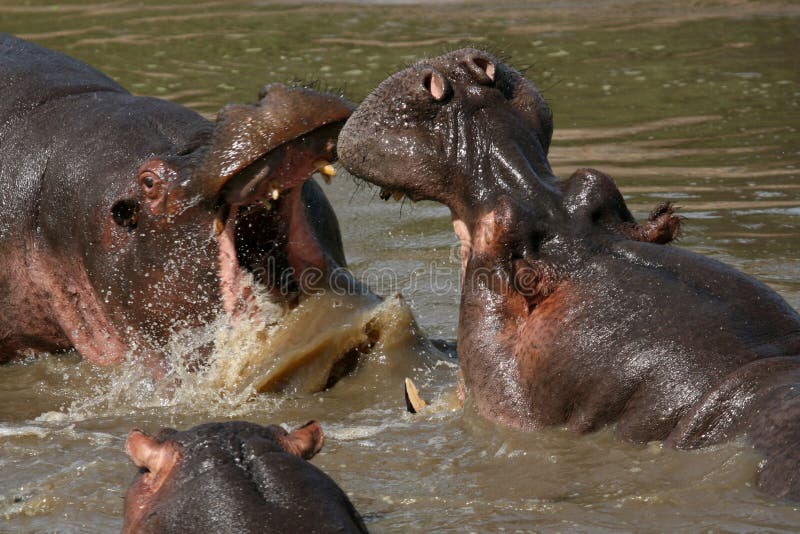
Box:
(452, 210), (498, 283)
(217, 205), (255, 317)
(283, 187), (326, 280)
(452, 218), (471, 283)
(216, 142), (333, 319)
(26, 250), (132, 366)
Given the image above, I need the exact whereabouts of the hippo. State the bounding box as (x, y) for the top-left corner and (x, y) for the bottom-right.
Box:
(338, 49), (800, 500)
(123, 420), (367, 533)
(0, 34), (384, 386)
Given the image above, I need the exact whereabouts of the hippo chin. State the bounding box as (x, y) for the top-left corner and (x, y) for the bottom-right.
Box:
(0, 34), (385, 389)
(338, 48), (800, 500)
(123, 421), (367, 533)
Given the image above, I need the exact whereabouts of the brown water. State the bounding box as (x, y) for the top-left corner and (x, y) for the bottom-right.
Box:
(2, 1), (800, 531)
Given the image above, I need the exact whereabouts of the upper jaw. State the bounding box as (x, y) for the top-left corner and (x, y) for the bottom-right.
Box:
(217, 121), (342, 208)
(213, 122), (348, 315)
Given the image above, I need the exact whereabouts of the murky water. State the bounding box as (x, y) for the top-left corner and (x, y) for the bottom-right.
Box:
(2, 1), (799, 531)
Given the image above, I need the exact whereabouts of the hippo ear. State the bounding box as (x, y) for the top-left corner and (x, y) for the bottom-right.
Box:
(125, 429), (181, 487)
(617, 201), (681, 244)
(562, 168), (680, 244)
(277, 421), (325, 460)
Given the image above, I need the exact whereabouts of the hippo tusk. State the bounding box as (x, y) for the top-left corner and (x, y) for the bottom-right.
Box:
(212, 204), (230, 236)
(213, 216), (226, 236)
(404, 377), (428, 414)
(313, 159), (336, 184)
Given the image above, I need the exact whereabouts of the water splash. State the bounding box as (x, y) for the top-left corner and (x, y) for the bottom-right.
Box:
(37, 284), (427, 422)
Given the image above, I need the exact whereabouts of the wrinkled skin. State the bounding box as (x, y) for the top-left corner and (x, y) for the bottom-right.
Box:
(338, 48), (800, 500)
(0, 34), (378, 380)
(123, 421), (367, 533)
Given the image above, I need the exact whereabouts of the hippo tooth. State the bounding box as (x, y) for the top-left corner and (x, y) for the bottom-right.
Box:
(392, 191), (404, 201)
(271, 188), (280, 201)
(212, 216), (225, 236)
(379, 188), (392, 201)
(404, 377), (427, 414)
(313, 159), (336, 181)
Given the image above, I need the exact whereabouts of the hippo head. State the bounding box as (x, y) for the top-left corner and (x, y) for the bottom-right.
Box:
(108, 83), (350, 310)
(339, 49), (680, 426)
(338, 48), (556, 222)
(122, 421), (366, 533)
(123, 84), (352, 316)
(88, 84), (387, 386)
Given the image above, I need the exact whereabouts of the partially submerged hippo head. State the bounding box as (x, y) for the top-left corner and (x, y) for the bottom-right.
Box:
(3, 38), (436, 392)
(83, 84), (385, 387)
(123, 420), (367, 533)
(339, 49), (800, 457)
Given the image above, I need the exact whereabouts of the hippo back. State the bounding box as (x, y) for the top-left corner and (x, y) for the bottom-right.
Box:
(0, 33), (126, 121)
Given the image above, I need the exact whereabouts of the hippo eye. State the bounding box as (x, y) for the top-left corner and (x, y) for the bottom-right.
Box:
(139, 171), (163, 200)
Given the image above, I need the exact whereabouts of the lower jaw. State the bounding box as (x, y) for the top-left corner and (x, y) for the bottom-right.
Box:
(216, 186), (327, 317)
(206, 289), (422, 395)
(213, 189), (395, 393)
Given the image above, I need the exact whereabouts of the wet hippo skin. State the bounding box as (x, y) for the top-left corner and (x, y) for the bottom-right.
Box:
(338, 48), (800, 500)
(123, 420), (368, 533)
(0, 34), (383, 383)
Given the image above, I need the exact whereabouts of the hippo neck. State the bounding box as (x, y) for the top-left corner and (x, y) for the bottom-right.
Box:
(456, 251), (541, 429)
(453, 111), (561, 223)
(489, 136), (558, 199)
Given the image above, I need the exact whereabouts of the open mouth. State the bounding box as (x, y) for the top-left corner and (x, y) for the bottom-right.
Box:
(350, 173), (476, 284)
(206, 120), (414, 394)
(214, 122), (342, 317)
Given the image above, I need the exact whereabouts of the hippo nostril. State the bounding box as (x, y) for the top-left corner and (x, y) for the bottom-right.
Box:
(467, 56), (496, 85)
(422, 69), (450, 101)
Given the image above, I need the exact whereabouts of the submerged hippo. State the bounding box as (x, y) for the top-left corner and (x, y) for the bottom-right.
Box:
(0, 34), (384, 387)
(338, 49), (800, 499)
(123, 420), (367, 533)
